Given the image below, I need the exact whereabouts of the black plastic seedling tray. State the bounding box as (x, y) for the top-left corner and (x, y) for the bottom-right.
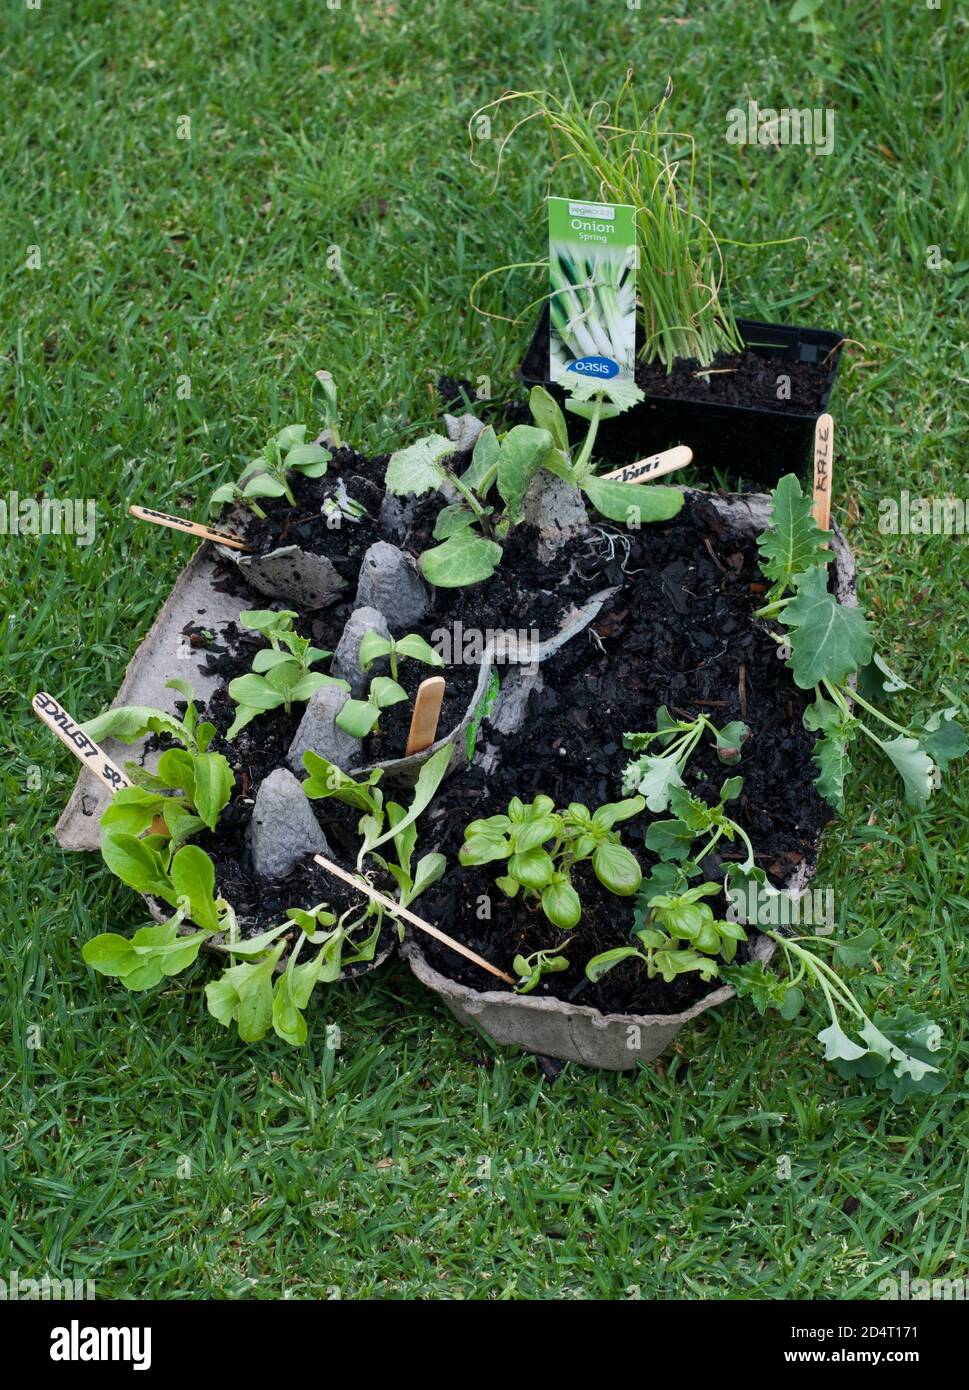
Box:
(520, 305), (844, 487)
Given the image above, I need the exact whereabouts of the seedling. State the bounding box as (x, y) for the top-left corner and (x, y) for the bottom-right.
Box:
(586, 879), (746, 985)
(459, 794), (645, 930)
(311, 369), (342, 447)
(471, 71), (795, 370)
(226, 608), (348, 739)
(727, 929), (947, 1103)
(358, 629), (444, 683)
(335, 675), (408, 739)
(385, 377), (683, 588)
(621, 707), (750, 813)
(78, 679), (235, 836)
(513, 943), (572, 995)
(645, 778), (755, 876)
(755, 474), (966, 809)
(209, 423), (331, 519)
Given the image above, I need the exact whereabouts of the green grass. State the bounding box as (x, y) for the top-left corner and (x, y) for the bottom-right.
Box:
(2, 0), (968, 1300)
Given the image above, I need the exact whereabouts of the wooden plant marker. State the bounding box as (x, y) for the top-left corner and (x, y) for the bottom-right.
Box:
(32, 692), (168, 835)
(812, 413), (834, 533)
(129, 505), (250, 551)
(601, 444), (693, 485)
(313, 853), (516, 985)
(405, 676), (446, 756)
(32, 692), (133, 794)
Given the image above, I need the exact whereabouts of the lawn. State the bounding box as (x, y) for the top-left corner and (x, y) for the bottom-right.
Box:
(2, 0), (967, 1300)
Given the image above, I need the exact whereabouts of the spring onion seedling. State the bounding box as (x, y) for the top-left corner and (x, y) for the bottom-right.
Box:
(621, 706), (750, 812)
(471, 71), (795, 370)
(755, 475), (967, 809)
(459, 794), (645, 930)
(226, 609), (348, 739)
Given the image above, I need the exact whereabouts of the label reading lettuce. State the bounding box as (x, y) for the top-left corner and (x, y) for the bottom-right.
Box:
(547, 197), (637, 385)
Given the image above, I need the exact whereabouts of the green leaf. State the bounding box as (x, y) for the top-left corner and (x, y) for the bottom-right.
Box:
(227, 672), (287, 712)
(591, 796), (645, 829)
(757, 473), (830, 591)
(818, 1020), (869, 1063)
(82, 705), (186, 746)
(169, 845), (221, 931)
(335, 698), (380, 738)
(508, 848), (555, 890)
(565, 376), (644, 411)
(302, 752), (383, 811)
(369, 677), (407, 709)
(284, 443), (331, 476)
(420, 530), (503, 588)
(191, 752), (234, 831)
(461, 424), (500, 496)
(358, 629), (391, 670)
(812, 730), (850, 810)
(644, 818), (693, 862)
(585, 946), (642, 982)
(783, 566), (874, 689)
(432, 503), (478, 540)
(592, 841), (642, 896)
(82, 932), (139, 978)
(101, 832), (175, 902)
(622, 752), (684, 813)
(100, 786), (169, 837)
(541, 877), (581, 930)
(393, 634), (444, 668)
(713, 721), (750, 765)
(364, 744), (451, 858)
(528, 386), (571, 456)
(385, 433), (453, 497)
(919, 708), (968, 770)
(857, 652), (911, 699)
(206, 946), (285, 1042)
(496, 425), (552, 525)
(581, 477), (684, 526)
(880, 735), (935, 807)
(832, 928), (879, 969)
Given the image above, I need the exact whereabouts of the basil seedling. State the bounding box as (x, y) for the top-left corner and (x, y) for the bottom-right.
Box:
(459, 794), (644, 929)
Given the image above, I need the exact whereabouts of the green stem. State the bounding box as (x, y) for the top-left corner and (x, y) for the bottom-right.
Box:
(573, 397), (604, 476)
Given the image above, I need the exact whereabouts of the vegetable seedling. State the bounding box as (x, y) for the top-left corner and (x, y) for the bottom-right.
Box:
(621, 706), (750, 812)
(755, 474), (966, 809)
(358, 629), (444, 683)
(226, 609), (348, 739)
(335, 675), (408, 740)
(586, 878), (746, 985)
(209, 424), (331, 519)
(459, 794), (645, 930)
(513, 943), (572, 995)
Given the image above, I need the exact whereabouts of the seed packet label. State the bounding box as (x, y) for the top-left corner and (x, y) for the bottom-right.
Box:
(547, 197), (637, 385)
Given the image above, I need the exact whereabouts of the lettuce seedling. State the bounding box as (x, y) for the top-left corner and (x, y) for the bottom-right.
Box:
(226, 608), (348, 739)
(209, 424), (331, 518)
(358, 629), (444, 682)
(726, 927), (947, 1103)
(586, 878), (746, 984)
(621, 706), (750, 813)
(513, 943), (572, 995)
(459, 794), (644, 929)
(83, 679), (234, 837)
(83, 906), (212, 992)
(755, 475), (966, 809)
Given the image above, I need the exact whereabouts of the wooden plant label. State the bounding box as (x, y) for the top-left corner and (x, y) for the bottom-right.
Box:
(405, 676), (446, 756)
(812, 413), (834, 532)
(601, 444), (693, 484)
(129, 505), (250, 551)
(313, 853), (516, 985)
(32, 692), (133, 793)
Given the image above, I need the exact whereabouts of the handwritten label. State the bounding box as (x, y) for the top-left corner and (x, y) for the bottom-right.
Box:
(601, 445), (693, 485)
(812, 413), (834, 532)
(129, 505), (249, 551)
(31, 692), (132, 792)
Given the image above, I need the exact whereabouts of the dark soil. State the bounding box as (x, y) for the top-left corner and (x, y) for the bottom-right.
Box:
(635, 346), (831, 412)
(414, 495), (832, 1014)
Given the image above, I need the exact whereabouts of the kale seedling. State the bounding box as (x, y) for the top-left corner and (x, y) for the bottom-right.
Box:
(226, 608), (348, 739)
(755, 474), (966, 809)
(645, 777), (755, 875)
(209, 423), (331, 519)
(726, 927), (947, 1103)
(459, 794), (645, 930)
(621, 705), (750, 812)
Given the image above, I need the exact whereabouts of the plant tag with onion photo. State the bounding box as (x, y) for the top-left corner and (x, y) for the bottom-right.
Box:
(547, 197), (637, 384)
